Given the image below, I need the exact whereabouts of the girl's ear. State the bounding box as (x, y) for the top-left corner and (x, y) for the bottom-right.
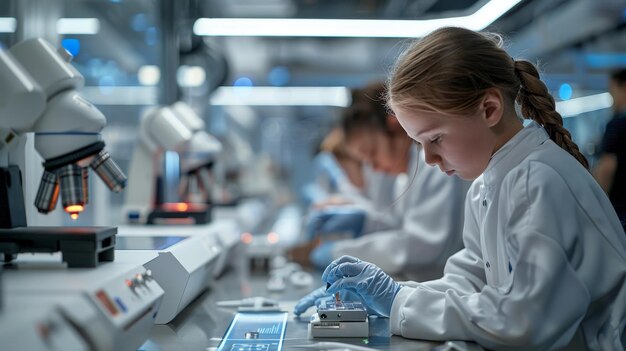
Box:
(482, 88), (504, 128)
(386, 114), (404, 132)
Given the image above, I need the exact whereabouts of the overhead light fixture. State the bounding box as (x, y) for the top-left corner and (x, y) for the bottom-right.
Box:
(81, 86), (158, 105)
(57, 18), (100, 35)
(210, 86), (350, 107)
(0, 17), (16, 33)
(556, 92), (613, 117)
(193, 0), (521, 38)
(177, 65), (206, 88)
(138, 65), (161, 86)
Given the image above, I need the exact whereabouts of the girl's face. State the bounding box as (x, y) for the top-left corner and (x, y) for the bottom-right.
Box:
(345, 128), (409, 175)
(392, 106), (497, 181)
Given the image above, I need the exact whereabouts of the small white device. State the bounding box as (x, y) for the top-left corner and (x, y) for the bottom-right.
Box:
(2, 258), (164, 351)
(115, 219), (239, 323)
(309, 300), (369, 338)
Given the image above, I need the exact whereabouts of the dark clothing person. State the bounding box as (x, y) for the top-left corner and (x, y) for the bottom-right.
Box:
(600, 111), (626, 228)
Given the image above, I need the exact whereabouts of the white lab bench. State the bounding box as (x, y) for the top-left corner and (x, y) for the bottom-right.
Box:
(138, 245), (462, 351)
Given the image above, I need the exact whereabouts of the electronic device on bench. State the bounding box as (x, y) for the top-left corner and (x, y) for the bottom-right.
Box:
(309, 300), (368, 338)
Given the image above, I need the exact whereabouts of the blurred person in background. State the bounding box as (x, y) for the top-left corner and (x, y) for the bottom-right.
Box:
(302, 126), (367, 207)
(594, 68), (626, 230)
(292, 82), (471, 285)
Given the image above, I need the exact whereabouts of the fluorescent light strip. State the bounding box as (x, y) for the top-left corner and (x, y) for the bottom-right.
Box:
(0, 17), (16, 33)
(556, 92), (613, 117)
(210, 86), (350, 107)
(81, 86), (158, 105)
(57, 18), (100, 35)
(194, 0), (521, 38)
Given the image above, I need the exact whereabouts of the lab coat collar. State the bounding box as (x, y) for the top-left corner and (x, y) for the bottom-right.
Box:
(482, 121), (549, 185)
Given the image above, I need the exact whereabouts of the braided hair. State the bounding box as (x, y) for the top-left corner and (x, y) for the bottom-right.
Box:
(514, 60), (589, 168)
(388, 26), (589, 169)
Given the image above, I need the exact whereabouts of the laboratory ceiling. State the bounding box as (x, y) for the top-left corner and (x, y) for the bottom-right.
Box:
(56, 0), (625, 92)
(3, 0), (625, 89)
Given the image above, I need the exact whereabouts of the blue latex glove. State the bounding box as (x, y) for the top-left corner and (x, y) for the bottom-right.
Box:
(293, 285), (371, 316)
(310, 241), (335, 270)
(304, 208), (366, 240)
(323, 255), (402, 318)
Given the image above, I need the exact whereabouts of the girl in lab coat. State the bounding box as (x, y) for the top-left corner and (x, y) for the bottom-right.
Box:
(313, 94), (471, 280)
(293, 83), (472, 316)
(315, 27), (626, 350)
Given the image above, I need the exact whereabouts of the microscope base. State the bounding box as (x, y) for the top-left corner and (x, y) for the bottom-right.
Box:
(0, 226), (117, 268)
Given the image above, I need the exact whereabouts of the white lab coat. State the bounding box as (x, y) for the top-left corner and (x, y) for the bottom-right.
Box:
(332, 144), (472, 281)
(303, 152), (396, 210)
(390, 122), (626, 350)
(337, 162), (398, 230)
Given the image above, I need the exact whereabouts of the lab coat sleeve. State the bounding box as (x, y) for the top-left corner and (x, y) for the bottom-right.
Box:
(418, 184), (487, 294)
(331, 161), (467, 280)
(336, 189), (399, 232)
(358, 199), (400, 232)
(360, 164), (401, 232)
(390, 162), (591, 351)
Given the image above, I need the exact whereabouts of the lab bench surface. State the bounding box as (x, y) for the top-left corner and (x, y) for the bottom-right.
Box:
(140, 248), (467, 351)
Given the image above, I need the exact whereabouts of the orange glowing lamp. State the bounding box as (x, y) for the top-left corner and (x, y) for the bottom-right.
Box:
(161, 202), (190, 212)
(267, 231), (279, 244)
(175, 202), (188, 212)
(64, 204), (84, 220)
(240, 232), (253, 245)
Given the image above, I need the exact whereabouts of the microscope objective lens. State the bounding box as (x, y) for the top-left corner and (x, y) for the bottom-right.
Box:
(59, 164), (86, 217)
(34, 170), (60, 213)
(90, 149), (127, 193)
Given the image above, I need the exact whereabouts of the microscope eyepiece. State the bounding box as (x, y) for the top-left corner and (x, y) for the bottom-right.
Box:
(34, 170), (60, 213)
(90, 149), (127, 193)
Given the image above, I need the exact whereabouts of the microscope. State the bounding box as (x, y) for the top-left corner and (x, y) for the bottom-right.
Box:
(123, 101), (222, 225)
(0, 38), (127, 267)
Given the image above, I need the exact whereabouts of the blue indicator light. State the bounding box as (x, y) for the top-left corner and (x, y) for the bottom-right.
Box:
(61, 38), (80, 57)
(268, 66), (290, 86)
(234, 76), (253, 87)
(131, 13), (148, 32)
(558, 83), (572, 101)
(145, 27), (158, 46)
(114, 297), (127, 313)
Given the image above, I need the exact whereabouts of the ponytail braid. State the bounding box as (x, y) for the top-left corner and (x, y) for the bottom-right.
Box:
(514, 60), (589, 170)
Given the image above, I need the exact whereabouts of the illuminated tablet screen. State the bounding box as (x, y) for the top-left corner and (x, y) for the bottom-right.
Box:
(115, 236), (188, 250)
(217, 312), (288, 351)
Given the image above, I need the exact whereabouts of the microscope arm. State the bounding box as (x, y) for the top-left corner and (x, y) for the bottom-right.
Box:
(0, 38), (126, 221)
(123, 103), (222, 223)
